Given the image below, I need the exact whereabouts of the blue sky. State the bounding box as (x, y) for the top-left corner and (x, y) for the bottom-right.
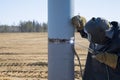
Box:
(0, 0), (47, 25)
(75, 0), (120, 22)
(0, 0), (120, 25)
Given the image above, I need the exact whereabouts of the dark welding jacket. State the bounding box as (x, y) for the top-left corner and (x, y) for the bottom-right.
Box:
(78, 21), (120, 80)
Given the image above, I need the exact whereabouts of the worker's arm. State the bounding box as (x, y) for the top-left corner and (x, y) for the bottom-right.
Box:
(71, 15), (87, 38)
(93, 52), (118, 69)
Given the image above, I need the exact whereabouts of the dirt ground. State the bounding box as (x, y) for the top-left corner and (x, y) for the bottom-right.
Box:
(0, 33), (89, 80)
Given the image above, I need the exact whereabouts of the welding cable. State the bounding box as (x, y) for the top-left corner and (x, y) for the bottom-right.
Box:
(72, 45), (83, 80)
(70, 38), (83, 79)
(73, 42), (97, 80)
(70, 37), (95, 79)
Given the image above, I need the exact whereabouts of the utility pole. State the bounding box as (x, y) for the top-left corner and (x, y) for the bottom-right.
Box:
(48, 0), (75, 80)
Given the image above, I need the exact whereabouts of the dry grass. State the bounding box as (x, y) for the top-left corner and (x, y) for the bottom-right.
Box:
(0, 32), (89, 80)
(0, 33), (48, 54)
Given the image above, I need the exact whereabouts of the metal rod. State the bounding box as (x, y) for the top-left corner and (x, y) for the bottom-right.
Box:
(75, 42), (95, 54)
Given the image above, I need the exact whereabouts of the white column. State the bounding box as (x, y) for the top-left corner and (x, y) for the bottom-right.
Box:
(48, 0), (75, 80)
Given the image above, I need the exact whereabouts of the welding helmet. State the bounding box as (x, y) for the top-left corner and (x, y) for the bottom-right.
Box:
(84, 17), (113, 44)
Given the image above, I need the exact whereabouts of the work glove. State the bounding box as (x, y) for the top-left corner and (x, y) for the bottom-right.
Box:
(92, 52), (118, 69)
(71, 15), (86, 31)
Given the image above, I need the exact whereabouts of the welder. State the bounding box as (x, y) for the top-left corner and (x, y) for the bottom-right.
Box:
(71, 15), (120, 80)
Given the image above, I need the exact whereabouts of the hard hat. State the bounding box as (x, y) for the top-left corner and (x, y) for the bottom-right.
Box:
(84, 17), (111, 44)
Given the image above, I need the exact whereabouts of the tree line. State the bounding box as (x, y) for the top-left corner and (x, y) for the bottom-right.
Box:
(0, 21), (48, 32)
